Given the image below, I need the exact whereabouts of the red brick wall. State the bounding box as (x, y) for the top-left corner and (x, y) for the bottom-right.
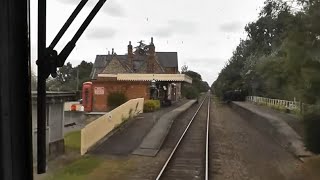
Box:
(92, 80), (150, 112)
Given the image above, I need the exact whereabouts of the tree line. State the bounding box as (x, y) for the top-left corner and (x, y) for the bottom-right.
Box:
(212, 0), (320, 105)
(32, 61), (209, 98)
(31, 60), (93, 92)
(181, 65), (210, 99)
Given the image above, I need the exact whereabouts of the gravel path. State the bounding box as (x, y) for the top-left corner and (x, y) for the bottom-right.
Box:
(210, 102), (309, 180)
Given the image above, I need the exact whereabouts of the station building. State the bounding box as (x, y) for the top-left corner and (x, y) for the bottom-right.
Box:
(83, 38), (192, 112)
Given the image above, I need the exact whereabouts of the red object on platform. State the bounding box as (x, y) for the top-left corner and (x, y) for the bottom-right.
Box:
(82, 82), (93, 112)
(71, 104), (76, 111)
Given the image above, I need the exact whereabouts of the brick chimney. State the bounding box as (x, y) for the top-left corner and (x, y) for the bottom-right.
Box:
(149, 37), (155, 54)
(147, 37), (156, 73)
(128, 41), (134, 70)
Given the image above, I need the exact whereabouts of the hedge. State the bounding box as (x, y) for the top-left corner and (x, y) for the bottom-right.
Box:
(107, 92), (128, 110)
(304, 110), (320, 153)
(144, 100), (160, 112)
(182, 86), (199, 99)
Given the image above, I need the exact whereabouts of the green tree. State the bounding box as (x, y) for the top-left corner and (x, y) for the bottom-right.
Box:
(181, 65), (188, 73)
(213, 0), (320, 104)
(47, 61), (93, 91)
(181, 69), (210, 99)
(75, 60), (93, 90)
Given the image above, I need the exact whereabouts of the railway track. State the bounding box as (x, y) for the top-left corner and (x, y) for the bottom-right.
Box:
(156, 95), (211, 180)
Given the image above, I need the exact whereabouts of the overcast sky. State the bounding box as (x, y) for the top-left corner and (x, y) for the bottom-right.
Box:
(30, 0), (266, 84)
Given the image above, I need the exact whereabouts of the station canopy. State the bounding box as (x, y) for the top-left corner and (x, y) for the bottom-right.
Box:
(97, 73), (192, 84)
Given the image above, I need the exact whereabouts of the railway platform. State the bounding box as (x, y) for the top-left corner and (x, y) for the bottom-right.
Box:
(90, 99), (195, 155)
(231, 101), (312, 157)
(133, 100), (197, 156)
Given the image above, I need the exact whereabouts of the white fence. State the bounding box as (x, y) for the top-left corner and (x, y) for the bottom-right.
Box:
(246, 96), (301, 111)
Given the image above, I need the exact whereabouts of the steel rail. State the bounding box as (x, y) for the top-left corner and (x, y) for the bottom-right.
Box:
(205, 96), (211, 180)
(155, 95), (209, 180)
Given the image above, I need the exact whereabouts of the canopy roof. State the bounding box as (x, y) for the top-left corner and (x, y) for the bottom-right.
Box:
(97, 73), (192, 84)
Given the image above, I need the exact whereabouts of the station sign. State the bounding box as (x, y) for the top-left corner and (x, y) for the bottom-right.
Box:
(94, 87), (105, 95)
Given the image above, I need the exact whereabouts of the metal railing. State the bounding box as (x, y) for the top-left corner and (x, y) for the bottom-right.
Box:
(246, 96), (301, 111)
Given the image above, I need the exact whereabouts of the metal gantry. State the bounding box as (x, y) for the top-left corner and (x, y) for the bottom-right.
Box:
(37, 0), (108, 174)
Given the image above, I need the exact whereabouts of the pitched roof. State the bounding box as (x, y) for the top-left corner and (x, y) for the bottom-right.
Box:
(101, 56), (131, 74)
(156, 52), (178, 68)
(90, 55), (110, 79)
(91, 52), (178, 79)
(93, 55), (128, 68)
(93, 55), (108, 68)
(91, 55), (128, 78)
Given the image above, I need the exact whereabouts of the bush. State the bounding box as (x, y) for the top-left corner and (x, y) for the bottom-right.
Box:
(222, 90), (247, 102)
(153, 100), (161, 110)
(304, 110), (320, 153)
(107, 92), (128, 110)
(144, 101), (155, 112)
(144, 100), (160, 112)
(182, 86), (199, 99)
(269, 104), (288, 113)
(291, 108), (301, 116)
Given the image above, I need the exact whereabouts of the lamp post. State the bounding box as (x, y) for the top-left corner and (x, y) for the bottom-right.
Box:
(151, 79), (156, 88)
(150, 79), (157, 99)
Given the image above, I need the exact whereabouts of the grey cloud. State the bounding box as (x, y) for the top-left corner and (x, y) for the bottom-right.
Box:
(102, 1), (126, 17)
(186, 57), (225, 67)
(186, 57), (225, 83)
(56, 0), (125, 17)
(207, 41), (219, 47)
(86, 27), (116, 39)
(150, 20), (197, 38)
(181, 64), (218, 84)
(219, 21), (243, 32)
(168, 20), (197, 34)
(184, 57), (225, 83)
(152, 27), (174, 38)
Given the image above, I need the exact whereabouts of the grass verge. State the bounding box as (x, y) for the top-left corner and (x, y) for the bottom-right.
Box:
(64, 130), (81, 152)
(45, 156), (102, 180)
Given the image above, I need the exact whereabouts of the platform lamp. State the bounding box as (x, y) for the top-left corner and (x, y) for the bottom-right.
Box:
(150, 79), (157, 99)
(151, 79), (156, 88)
